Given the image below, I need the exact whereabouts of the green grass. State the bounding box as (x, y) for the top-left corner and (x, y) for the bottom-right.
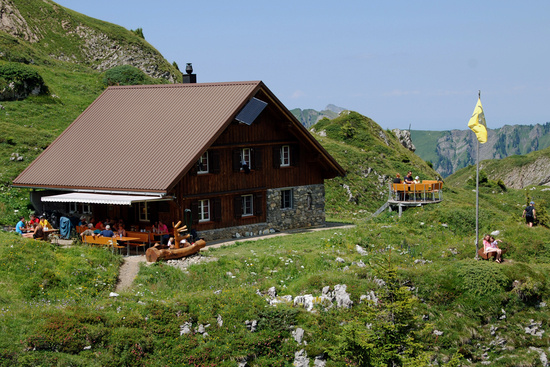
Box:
(2, 180), (550, 365)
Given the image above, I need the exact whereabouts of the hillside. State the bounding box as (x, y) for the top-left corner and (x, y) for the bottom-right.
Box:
(412, 123), (550, 177)
(291, 104), (345, 128)
(0, 0), (182, 225)
(310, 111), (442, 221)
(447, 144), (550, 190)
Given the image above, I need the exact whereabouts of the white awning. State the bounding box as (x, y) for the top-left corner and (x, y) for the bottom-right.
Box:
(41, 192), (169, 206)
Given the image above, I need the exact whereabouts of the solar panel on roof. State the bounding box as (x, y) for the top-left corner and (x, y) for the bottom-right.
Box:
(235, 97), (267, 125)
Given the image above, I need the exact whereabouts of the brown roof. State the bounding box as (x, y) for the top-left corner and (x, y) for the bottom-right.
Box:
(13, 81), (344, 194)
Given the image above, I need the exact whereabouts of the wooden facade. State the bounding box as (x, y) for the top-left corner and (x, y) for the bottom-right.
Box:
(168, 92), (331, 232)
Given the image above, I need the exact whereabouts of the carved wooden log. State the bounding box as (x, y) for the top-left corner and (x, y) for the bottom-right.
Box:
(146, 239), (206, 262)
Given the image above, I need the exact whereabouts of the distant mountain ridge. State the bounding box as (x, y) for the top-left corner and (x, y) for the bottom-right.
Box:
(411, 123), (550, 177)
(290, 104), (346, 128)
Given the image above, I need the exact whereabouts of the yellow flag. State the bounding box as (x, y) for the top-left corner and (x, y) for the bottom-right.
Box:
(468, 97), (487, 143)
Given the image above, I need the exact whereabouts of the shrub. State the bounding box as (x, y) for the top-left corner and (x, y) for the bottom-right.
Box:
(454, 260), (510, 296)
(102, 65), (148, 86)
(0, 62), (48, 100)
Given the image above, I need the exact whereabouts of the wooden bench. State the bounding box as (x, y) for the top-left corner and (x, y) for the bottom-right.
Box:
(83, 235), (126, 255)
(477, 247), (507, 260)
(125, 231), (151, 255)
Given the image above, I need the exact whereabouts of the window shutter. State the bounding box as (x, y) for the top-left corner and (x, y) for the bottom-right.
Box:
(213, 198), (222, 222)
(190, 201), (199, 224)
(232, 149), (242, 172)
(253, 148), (263, 170)
(210, 150), (221, 174)
(254, 192), (263, 216)
(233, 196), (242, 219)
(272, 146), (281, 168)
(291, 144), (300, 166)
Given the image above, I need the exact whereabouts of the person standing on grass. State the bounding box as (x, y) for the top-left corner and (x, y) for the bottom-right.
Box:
(523, 201), (536, 227)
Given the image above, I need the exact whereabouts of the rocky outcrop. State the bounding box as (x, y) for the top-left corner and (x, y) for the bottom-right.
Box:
(392, 128), (416, 152)
(0, 0), (39, 42)
(0, 0), (180, 82)
(485, 155), (550, 189)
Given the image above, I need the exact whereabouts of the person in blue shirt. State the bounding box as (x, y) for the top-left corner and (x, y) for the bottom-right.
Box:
(100, 225), (115, 238)
(15, 216), (26, 235)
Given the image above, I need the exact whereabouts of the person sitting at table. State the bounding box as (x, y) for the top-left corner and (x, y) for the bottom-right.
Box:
(404, 171), (414, 184)
(392, 173), (401, 184)
(39, 216), (52, 230)
(100, 225), (115, 238)
(414, 176), (421, 184)
(158, 220), (170, 244)
(33, 224), (44, 240)
(29, 213), (39, 227)
(78, 216), (87, 226)
(80, 223), (95, 239)
(117, 224), (127, 237)
(95, 219), (104, 231)
(15, 216), (26, 236)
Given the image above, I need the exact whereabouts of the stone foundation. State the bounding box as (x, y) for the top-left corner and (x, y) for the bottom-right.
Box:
(197, 184), (326, 241)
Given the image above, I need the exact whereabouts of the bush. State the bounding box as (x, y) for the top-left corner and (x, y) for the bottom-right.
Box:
(0, 62), (49, 100)
(454, 260), (510, 296)
(102, 65), (148, 86)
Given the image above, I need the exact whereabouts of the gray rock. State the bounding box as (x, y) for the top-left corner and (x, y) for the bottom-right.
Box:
(267, 286), (277, 299)
(333, 284), (353, 309)
(180, 322), (192, 335)
(313, 354), (327, 367)
(293, 327), (305, 344)
(245, 320), (257, 332)
(293, 349), (309, 367)
(217, 314), (223, 327)
(335, 257), (345, 263)
(355, 245), (368, 255)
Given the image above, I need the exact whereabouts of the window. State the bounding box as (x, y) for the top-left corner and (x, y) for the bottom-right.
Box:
(241, 148), (251, 168)
(138, 202), (149, 221)
(242, 194), (253, 217)
(197, 151), (209, 174)
(69, 203), (92, 214)
(281, 189), (293, 209)
(280, 145), (290, 167)
(199, 199), (210, 222)
(82, 203), (92, 214)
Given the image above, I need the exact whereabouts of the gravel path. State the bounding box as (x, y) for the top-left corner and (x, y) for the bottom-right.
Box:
(115, 255), (146, 292)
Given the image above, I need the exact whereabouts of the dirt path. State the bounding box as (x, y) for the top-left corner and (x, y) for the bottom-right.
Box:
(115, 255), (146, 292)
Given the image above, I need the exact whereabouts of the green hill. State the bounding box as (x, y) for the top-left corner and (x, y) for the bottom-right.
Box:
(2, 2), (550, 366)
(0, 0), (182, 225)
(311, 112), (442, 220)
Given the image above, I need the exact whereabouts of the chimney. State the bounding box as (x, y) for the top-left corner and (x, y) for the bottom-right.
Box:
(182, 63), (197, 83)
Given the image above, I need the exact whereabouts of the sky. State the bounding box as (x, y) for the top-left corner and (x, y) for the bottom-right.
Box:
(54, 0), (550, 131)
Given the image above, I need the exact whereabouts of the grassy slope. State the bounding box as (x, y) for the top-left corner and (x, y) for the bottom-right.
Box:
(313, 112), (442, 221)
(0, 0), (183, 225)
(1, 179), (550, 365)
(447, 145), (550, 188)
(410, 130), (447, 165)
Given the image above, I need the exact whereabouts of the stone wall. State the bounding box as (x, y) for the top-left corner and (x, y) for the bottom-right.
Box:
(197, 184), (326, 241)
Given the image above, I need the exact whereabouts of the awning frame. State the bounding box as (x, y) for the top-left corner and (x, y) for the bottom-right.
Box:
(41, 192), (174, 206)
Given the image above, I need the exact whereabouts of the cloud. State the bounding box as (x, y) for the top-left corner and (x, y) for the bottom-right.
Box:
(291, 90), (306, 99)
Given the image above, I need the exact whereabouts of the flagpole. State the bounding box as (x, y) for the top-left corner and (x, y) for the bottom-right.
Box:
(475, 90), (481, 259)
(475, 135), (480, 258)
